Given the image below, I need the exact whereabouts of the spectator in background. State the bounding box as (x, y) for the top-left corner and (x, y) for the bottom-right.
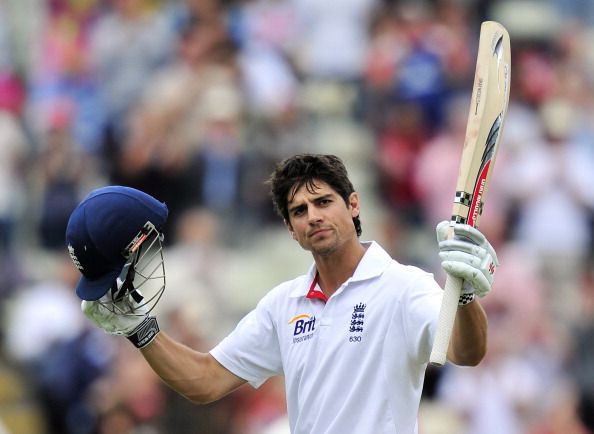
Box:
(500, 97), (594, 331)
(3, 253), (110, 434)
(0, 111), (28, 253)
(291, 0), (378, 82)
(413, 93), (469, 229)
(374, 100), (428, 228)
(232, 0), (309, 229)
(27, 0), (106, 154)
(0, 112), (27, 301)
(364, 3), (464, 134)
(390, 12), (448, 132)
(31, 106), (101, 250)
(289, 0), (379, 121)
(234, 0), (299, 123)
(89, 0), (176, 140)
(197, 79), (244, 219)
(570, 272), (594, 433)
(0, 0), (29, 296)
(110, 11), (242, 237)
(90, 342), (167, 434)
(0, 1), (26, 116)
(159, 207), (237, 342)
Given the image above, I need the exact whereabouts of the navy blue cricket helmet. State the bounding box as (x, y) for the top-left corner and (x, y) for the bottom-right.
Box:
(66, 186), (168, 302)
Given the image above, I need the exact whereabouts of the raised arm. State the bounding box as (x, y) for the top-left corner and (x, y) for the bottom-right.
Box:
(435, 221), (498, 366)
(66, 186), (249, 403)
(141, 332), (246, 404)
(82, 298), (246, 404)
(447, 298), (488, 365)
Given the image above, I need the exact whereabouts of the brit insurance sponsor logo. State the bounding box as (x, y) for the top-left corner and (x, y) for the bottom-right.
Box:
(288, 314), (316, 344)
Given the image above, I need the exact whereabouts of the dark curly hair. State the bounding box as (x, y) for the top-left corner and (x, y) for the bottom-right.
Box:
(267, 154), (362, 237)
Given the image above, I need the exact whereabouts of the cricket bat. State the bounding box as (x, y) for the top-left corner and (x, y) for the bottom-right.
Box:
(429, 21), (511, 366)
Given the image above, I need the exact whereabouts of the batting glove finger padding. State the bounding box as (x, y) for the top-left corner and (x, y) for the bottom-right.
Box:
(82, 294), (160, 348)
(436, 220), (498, 298)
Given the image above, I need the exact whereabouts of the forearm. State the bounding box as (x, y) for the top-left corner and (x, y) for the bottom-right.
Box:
(140, 332), (246, 404)
(447, 300), (488, 366)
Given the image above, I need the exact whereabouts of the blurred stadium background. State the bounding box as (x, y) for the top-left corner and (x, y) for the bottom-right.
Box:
(1, 0), (594, 433)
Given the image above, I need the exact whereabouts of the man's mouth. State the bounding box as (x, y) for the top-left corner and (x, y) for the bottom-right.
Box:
(309, 228), (331, 238)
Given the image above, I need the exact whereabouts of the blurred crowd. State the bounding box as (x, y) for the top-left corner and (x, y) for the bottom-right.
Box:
(1, 0), (594, 433)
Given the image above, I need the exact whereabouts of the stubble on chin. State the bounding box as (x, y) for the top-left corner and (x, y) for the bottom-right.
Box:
(309, 234), (341, 257)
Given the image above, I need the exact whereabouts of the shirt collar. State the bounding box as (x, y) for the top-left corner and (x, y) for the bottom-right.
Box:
(289, 241), (393, 298)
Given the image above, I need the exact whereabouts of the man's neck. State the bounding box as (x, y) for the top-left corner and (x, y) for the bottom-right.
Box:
(314, 241), (367, 298)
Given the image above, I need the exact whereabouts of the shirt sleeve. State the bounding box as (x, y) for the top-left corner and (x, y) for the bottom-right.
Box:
(210, 293), (283, 388)
(401, 270), (443, 364)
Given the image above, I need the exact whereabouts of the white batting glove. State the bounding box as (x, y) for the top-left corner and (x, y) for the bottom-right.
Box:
(82, 294), (160, 348)
(436, 220), (498, 298)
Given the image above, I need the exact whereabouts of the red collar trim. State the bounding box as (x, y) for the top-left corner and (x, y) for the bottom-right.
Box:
(306, 273), (328, 303)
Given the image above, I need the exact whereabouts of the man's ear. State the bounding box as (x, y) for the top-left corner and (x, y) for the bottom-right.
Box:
(349, 192), (360, 218)
(286, 222), (297, 240)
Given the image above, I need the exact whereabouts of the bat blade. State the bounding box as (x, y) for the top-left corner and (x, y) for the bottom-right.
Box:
(429, 21), (511, 366)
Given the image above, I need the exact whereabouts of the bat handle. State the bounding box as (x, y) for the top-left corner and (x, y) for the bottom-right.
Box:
(429, 274), (463, 366)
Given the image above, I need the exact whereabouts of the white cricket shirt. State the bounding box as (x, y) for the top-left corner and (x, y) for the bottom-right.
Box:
(210, 241), (442, 434)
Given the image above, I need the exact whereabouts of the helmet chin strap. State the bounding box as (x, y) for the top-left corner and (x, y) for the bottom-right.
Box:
(111, 255), (145, 304)
(103, 221), (166, 316)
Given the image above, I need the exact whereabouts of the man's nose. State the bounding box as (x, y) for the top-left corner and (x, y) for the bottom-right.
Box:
(307, 207), (323, 223)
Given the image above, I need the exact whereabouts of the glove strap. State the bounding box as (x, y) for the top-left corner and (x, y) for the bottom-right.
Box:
(127, 316), (160, 348)
(458, 293), (475, 306)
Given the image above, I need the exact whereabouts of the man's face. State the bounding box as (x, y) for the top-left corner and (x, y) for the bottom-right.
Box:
(286, 180), (359, 256)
